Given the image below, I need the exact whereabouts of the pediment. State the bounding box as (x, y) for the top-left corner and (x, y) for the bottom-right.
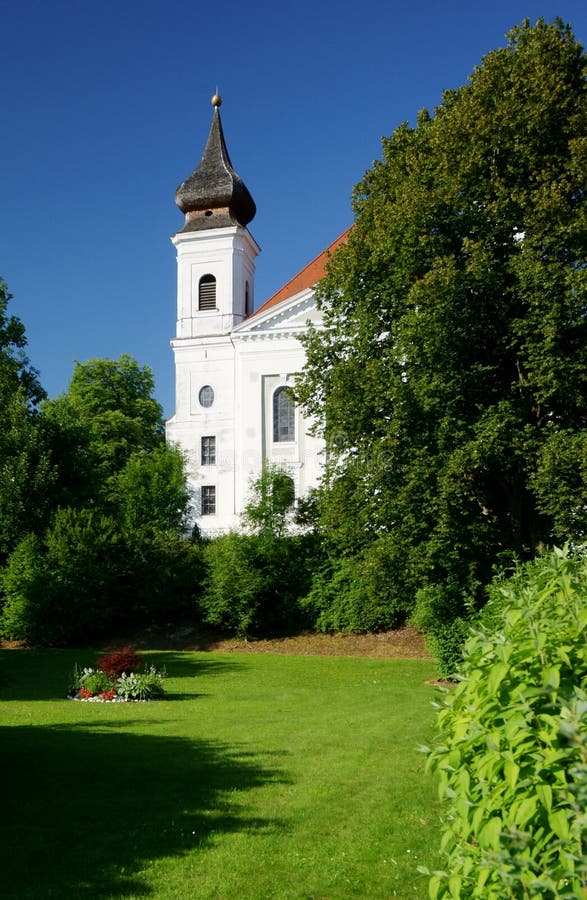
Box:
(235, 288), (322, 336)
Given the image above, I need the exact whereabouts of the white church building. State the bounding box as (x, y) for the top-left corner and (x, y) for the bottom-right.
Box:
(166, 94), (347, 533)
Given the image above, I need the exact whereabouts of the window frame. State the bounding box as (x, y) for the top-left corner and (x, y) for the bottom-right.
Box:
(201, 485), (216, 516)
(272, 385), (296, 443)
(201, 435), (216, 466)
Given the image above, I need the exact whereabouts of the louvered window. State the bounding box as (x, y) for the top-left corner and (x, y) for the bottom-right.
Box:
(198, 274), (216, 310)
(273, 386), (295, 443)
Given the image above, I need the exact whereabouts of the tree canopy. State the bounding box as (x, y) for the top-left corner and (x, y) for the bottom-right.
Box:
(1, 349), (195, 645)
(0, 280), (55, 559)
(296, 19), (587, 626)
(0, 278), (45, 409)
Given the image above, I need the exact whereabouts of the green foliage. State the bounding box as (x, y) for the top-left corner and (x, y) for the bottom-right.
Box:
(200, 531), (318, 638)
(241, 464), (296, 537)
(200, 533), (265, 637)
(0, 281), (55, 562)
(425, 546), (587, 897)
(296, 19), (587, 625)
(115, 668), (165, 701)
(0, 508), (125, 645)
(70, 657), (166, 700)
(303, 537), (411, 633)
(251, 533), (318, 634)
(125, 530), (204, 623)
(426, 618), (472, 681)
(75, 668), (113, 697)
(0, 278), (45, 408)
(0, 513), (203, 646)
(41, 355), (166, 502)
(412, 585), (476, 678)
(0, 351), (198, 645)
(110, 445), (190, 539)
(0, 533), (47, 642)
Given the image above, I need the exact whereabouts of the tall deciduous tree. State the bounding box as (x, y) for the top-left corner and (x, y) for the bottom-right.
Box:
(296, 19), (587, 624)
(0, 278), (45, 409)
(42, 355), (165, 497)
(0, 280), (56, 560)
(1, 354), (197, 645)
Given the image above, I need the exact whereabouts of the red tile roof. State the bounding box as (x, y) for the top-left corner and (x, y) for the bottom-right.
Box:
(249, 227), (351, 319)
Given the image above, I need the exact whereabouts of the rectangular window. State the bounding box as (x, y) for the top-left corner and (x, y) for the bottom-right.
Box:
(201, 435), (216, 465)
(201, 485), (216, 516)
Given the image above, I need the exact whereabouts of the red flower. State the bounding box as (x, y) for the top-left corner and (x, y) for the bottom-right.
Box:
(99, 689), (116, 701)
(79, 687), (93, 699)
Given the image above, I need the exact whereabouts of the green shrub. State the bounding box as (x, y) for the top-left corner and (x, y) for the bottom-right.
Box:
(0, 508), (125, 646)
(78, 669), (113, 696)
(0, 533), (47, 643)
(426, 617), (472, 681)
(412, 583), (468, 632)
(122, 531), (204, 625)
(199, 532), (317, 638)
(70, 661), (166, 701)
(200, 533), (264, 637)
(424, 546), (587, 898)
(115, 668), (165, 701)
(303, 538), (410, 634)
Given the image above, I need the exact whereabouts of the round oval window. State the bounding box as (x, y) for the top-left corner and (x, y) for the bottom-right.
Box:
(199, 385), (214, 408)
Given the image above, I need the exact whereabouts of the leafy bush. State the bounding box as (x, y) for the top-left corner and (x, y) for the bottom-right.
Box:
(241, 463), (296, 537)
(115, 667), (165, 701)
(96, 645), (142, 679)
(200, 533), (264, 637)
(70, 649), (166, 701)
(303, 538), (410, 633)
(200, 532), (317, 638)
(71, 666), (112, 697)
(0, 507), (125, 646)
(426, 618), (472, 681)
(411, 582), (468, 632)
(424, 547), (587, 898)
(126, 530), (204, 624)
(0, 514), (204, 647)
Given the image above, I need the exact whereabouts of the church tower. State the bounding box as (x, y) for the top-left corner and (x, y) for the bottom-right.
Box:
(172, 92), (260, 337)
(167, 94), (260, 529)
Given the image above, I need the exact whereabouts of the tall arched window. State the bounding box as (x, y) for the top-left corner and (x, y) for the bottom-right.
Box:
(273, 386), (295, 442)
(245, 280), (252, 316)
(198, 274), (216, 310)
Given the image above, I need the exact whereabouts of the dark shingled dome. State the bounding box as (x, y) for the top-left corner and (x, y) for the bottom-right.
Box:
(175, 106), (256, 232)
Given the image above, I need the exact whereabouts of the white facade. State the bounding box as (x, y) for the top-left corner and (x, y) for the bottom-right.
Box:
(166, 221), (326, 534)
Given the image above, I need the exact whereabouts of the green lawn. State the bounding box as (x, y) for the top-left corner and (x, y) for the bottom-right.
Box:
(1, 649), (441, 899)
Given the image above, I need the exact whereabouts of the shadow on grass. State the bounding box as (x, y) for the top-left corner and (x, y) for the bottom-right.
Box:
(0, 649), (243, 702)
(1, 720), (286, 898)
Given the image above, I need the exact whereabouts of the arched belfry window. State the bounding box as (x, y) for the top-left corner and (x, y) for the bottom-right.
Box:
(198, 274), (216, 311)
(245, 280), (251, 316)
(273, 386), (295, 443)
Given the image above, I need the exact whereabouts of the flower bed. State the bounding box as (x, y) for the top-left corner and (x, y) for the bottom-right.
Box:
(68, 646), (166, 701)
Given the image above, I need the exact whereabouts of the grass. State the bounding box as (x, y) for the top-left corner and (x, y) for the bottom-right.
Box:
(1, 648), (441, 899)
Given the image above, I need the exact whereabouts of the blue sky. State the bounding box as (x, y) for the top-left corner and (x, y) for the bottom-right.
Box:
(1, 0), (586, 418)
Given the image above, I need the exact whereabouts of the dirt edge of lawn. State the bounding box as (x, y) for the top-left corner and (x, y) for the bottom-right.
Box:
(2, 625), (433, 660)
(114, 624), (433, 659)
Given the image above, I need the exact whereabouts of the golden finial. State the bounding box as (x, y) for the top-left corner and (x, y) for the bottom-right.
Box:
(211, 88), (222, 108)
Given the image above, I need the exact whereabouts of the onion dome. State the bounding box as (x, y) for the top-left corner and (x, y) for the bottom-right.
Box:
(175, 93), (256, 233)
